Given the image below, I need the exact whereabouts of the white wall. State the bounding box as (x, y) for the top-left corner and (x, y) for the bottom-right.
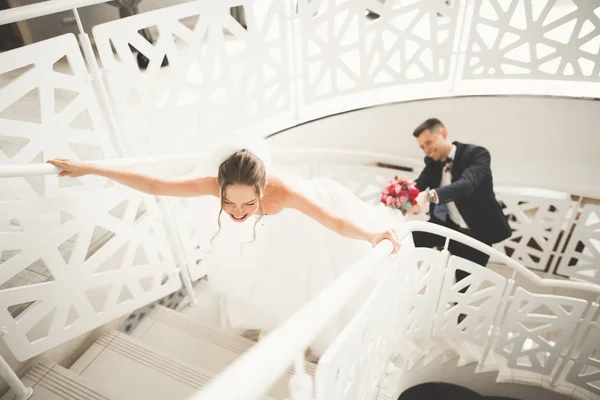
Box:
(268, 96), (600, 198)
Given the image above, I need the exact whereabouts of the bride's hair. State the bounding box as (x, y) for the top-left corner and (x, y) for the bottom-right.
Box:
(210, 149), (266, 250)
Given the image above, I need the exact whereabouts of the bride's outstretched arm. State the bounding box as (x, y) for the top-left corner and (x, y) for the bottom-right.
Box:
(283, 187), (401, 254)
(46, 159), (219, 197)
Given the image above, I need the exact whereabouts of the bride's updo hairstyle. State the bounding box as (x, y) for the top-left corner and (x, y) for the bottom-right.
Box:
(211, 149), (267, 248)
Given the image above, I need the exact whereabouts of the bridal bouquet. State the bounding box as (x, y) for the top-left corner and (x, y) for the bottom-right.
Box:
(380, 176), (420, 213)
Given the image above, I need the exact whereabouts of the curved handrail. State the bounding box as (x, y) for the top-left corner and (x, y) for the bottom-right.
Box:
(3, 147), (594, 203)
(272, 148), (424, 169)
(0, 0), (111, 26)
(0, 148), (414, 178)
(190, 238), (397, 400)
(4, 148), (598, 286)
(0, 152), (207, 178)
(494, 186), (572, 200)
(406, 221), (600, 294)
(188, 221), (600, 400)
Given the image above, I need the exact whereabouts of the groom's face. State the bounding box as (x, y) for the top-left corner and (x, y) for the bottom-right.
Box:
(417, 129), (447, 161)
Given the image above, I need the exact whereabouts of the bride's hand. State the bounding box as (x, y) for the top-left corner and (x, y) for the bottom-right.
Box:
(369, 229), (401, 254)
(47, 158), (95, 178)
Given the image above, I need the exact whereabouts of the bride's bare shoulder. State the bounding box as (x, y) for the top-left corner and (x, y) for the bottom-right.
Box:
(266, 174), (298, 191)
(265, 174), (303, 205)
(265, 175), (288, 195)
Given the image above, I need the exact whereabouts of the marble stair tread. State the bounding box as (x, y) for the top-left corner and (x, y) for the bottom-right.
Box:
(68, 330), (218, 400)
(1, 361), (121, 400)
(129, 305), (317, 399)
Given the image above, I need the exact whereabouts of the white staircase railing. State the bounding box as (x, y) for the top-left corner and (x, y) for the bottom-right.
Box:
(1, 0), (599, 398)
(189, 221), (600, 400)
(2, 148), (598, 399)
(80, 0), (600, 156)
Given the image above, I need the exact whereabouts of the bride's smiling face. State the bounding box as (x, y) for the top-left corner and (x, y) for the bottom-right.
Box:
(222, 183), (260, 223)
(217, 149), (266, 224)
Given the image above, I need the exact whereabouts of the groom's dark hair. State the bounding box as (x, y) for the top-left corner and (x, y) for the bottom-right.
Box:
(413, 118), (445, 138)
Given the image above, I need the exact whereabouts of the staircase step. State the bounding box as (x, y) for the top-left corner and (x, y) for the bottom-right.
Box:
(456, 342), (481, 367)
(131, 305), (256, 371)
(177, 279), (253, 338)
(177, 279), (229, 328)
(130, 305), (317, 399)
(69, 330), (218, 400)
(474, 347), (504, 374)
(1, 361), (120, 400)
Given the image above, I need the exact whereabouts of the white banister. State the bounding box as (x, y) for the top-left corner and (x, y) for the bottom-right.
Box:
(0, 148), (414, 178)
(0, 330), (32, 400)
(407, 221), (600, 293)
(289, 352), (314, 400)
(190, 238), (397, 400)
(158, 197), (199, 307)
(71, 7), (128, 158)
(273, 148), (424, 169)
(550, 298), (600, 386)
(186, 221), (600, 400)
(0, 152), (207, 178)
(0, 0), (111, 26)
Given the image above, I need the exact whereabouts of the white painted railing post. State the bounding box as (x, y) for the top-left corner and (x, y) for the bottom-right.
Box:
(74, 5), (200, 311)
(286, 0), (302, 123)
(0, 329), (33, 400)
(476, 273), (515, 373)
(158, 197), (199, 306)
(550, 297), (600, 386)
(289, 352), (314, 400)
(72, 8), (128, 157)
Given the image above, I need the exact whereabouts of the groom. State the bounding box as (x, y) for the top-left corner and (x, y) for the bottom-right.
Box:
(409, 118), (511, 289)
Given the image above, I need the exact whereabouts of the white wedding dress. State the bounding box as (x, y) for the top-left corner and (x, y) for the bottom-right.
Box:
(199, 174), (403, 357)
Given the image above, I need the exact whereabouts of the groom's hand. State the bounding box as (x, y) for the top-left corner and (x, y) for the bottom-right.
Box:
(410, 191), (428, 214)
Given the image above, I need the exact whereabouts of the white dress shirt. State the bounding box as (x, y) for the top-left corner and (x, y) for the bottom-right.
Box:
(436, 145), (469, 229)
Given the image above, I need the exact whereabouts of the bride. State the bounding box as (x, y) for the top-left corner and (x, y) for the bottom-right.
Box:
(47, 135), (402, 357)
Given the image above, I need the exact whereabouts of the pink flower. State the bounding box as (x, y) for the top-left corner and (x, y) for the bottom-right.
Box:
(381, 192), (390, 204)
(382, 177), (419, 208)
(408, 186), (420, 199)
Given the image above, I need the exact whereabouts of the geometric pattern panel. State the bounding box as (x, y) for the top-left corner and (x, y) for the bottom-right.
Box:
(463, 0), (600, 81)
(557, 204), (600, 285)
(0, 34), (118, 201)
(400, 247), (446, 339)
(299, 0), (459, 102)
(494, 189), (573, 272)
(93, 0), (291, 156)
(0, 185), (180, 361)
(434, 255), (507, 345)
(495, 287), (588, 376)
(167, 194), (222, 282)
(566, 318), (600, 397)
(315, 255), (406, 400)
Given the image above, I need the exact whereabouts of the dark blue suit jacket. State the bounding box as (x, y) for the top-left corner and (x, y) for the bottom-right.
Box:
(415, 142), (511, 244)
